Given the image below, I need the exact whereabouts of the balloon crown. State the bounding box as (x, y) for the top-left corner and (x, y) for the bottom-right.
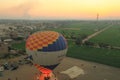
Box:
(26, 31), (67, 51)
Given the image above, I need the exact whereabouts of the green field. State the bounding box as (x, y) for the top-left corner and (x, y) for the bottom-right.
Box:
(49, 21), (110, 37)
(11, 41), (25, 51)
(89, 24), (120, 47)
(67, 40), (120, 68)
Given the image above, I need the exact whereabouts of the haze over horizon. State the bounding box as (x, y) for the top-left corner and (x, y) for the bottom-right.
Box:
(0, 0), (120, 20)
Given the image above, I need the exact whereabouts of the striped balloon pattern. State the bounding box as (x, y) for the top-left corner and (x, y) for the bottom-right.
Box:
(26, 31), (67, 70)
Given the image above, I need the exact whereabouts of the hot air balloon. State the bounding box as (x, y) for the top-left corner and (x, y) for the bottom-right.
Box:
(26, 31), (67, 70)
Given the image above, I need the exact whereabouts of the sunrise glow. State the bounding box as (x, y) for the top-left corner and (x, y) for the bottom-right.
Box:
(0, 0), (120, 19)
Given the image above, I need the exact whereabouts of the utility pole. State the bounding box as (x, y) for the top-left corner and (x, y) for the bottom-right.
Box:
(97, 13), (99, 21)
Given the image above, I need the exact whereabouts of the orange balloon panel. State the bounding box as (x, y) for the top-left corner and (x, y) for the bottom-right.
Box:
(26, 31), (59, 51)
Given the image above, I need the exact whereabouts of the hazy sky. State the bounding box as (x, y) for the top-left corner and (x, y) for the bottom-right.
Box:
(0, 0), (120, 20)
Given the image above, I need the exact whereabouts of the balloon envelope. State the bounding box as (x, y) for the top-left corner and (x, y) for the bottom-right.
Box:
(26, 31), (67, 70)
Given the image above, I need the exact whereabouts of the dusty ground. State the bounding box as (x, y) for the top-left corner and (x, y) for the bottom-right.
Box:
(54, 57), (120, 80)
(0, 57), (120, 80)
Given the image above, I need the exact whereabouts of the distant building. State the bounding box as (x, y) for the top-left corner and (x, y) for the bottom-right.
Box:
(4, 39), (13, 44)
(0, 65), (4, 71)
(10, 31), (18, 39)
(0, 39), (2, 42)
(0, 43), (8, 57)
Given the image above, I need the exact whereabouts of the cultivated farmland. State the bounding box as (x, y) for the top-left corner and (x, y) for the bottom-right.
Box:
(50, 21), (111, 37)
(67, 40), (120, 68)
(89, 24), (120, 47)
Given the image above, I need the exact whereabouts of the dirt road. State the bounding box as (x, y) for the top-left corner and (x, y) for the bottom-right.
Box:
(82, 26), (111, 44)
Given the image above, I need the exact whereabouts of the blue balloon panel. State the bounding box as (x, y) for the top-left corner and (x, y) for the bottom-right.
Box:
(38, 35), (67, 52)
